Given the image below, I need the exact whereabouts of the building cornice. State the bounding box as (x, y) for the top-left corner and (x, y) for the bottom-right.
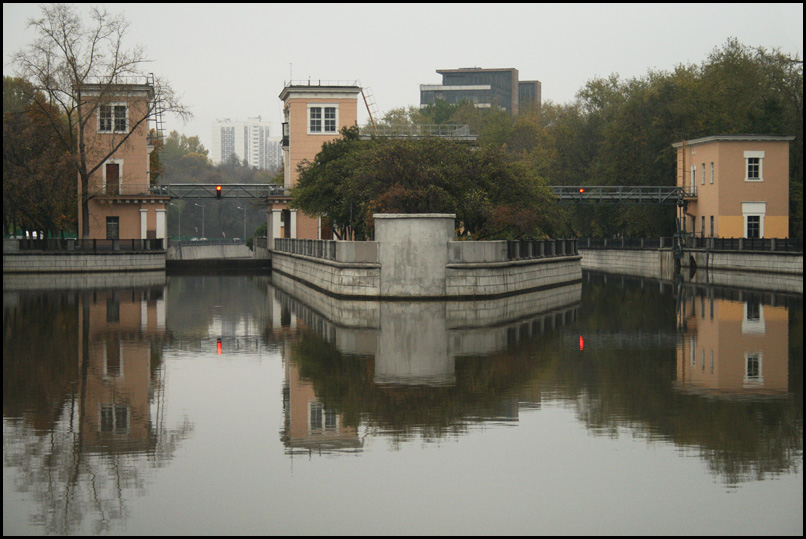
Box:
(672, 135), (795, 148)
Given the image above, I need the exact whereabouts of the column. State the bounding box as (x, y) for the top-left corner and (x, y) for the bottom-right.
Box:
(155, 208), (167, 241)
(140, 209), (148, 240)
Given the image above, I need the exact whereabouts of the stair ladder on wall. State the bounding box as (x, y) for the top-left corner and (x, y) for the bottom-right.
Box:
(360, 86), (380, 135)
(147, 73), (166, 145)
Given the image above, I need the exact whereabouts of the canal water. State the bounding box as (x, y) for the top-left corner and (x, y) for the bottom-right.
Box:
(3, 271), (802, 535)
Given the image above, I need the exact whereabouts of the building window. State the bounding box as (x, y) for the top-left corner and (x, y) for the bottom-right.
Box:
(99, 104), (127, 133)
(710, 216), (714, 237)
(691, 165), (697, 192)
(701, 164), (705, 185)
(308, 401), (339, 433)
(746, 215), (761, 239)
(742, 202), (765, 240)
(710, 162), (714, 184)
(100, 404), (129, 434)
(744, 353), (763, 386)
(106, 216), (120, 240)
(744, 151), (764, 182)
(308, 105), (338, 134)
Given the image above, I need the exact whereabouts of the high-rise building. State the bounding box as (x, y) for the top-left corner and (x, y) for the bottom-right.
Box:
(210, 117), (283, 170)
(420, 67), (541, 115)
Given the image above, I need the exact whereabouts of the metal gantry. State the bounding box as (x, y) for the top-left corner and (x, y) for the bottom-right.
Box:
(149, 184), (288, 200)
(549, 186), (692, 205)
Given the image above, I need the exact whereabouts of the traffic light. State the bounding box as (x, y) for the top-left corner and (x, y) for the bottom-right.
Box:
(578, 188), (585, 194)
(216, 185), (222, 199)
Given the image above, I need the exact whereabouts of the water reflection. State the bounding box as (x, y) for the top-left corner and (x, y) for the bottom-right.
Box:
(3, 274), (192, 535)
(276, 270), (802, 484)
(3, 270), (802, 535)
(273, 271), (582, 451)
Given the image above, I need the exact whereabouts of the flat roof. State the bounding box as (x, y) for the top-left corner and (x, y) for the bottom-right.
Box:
(279, 84), (361, 101)
(672, 135), (795, 148)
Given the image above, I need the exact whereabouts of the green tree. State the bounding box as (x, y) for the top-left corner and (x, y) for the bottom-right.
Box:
(291, 127), (561, 240)
(3, 76), (75, 238)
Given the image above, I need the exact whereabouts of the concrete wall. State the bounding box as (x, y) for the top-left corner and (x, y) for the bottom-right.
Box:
(446, 257), (582, 297)
(580, 248), (676, 280)
(271, 271), (582, 368)
(3, 251), (165, 273)
(683, 249), (802, 275)
(272, 214), (582, 299)
(167, 243), (252, 260)
(272, 251), (381, 298)
(375, 214), (454, 297)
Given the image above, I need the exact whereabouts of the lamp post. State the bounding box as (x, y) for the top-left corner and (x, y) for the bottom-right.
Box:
(194, 203), (206, 239)
(170, 202), (181, 240)
(237, 206), (247, 240)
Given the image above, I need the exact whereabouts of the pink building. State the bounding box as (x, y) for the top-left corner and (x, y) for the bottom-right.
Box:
(673, 135), (794, 238)
(268, 82), (361, 242)
(78, 83), (168, 241)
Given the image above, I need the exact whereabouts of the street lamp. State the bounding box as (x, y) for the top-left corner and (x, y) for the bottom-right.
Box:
(194, 202), (206, 239)
(237, 206), (247, 240)
(169, 202), (181, 240)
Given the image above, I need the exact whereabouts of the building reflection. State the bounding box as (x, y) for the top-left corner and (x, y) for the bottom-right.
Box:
(272, 271), (582, 453)
(676, 286), (790, 398)
(79, 285), (168, 454)
(3, 274), (192, 534)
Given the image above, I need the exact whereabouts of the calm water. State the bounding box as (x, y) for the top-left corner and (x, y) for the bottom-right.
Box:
(3, 270), (802, 535)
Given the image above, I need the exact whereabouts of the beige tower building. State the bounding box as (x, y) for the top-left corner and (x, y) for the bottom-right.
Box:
(78, 82), (168, 242)
(267, 82), (361, 242)
(673, 135), (794, 239)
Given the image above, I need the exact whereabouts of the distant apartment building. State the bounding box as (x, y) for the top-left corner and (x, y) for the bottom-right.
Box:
(420, 67), (541, 115)
(211, 117), (283, 170)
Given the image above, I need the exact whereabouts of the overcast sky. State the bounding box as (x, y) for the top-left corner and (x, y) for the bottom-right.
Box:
(3, 3), (803, 152)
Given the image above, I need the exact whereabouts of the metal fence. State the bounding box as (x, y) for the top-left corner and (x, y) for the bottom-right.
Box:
(16, 238), (165, 252)
(506, 239), (579, 260)
(579, 237), (802, 253)
(274, 238), (338, 261)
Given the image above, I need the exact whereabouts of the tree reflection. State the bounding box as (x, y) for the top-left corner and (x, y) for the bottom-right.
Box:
(278, 272), (802, 484)
(3, 286), (193, 534)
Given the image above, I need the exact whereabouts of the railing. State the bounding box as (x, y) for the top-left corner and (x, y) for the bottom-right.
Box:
(686, 237), (802, 253)
(275, 238), (338, 261)
(579, 237), (802, 253)
(358, 124), (474, 139)
(16, 238), (165, 252)
(506, 239), (578, 260)
(86, 183), (162, 198)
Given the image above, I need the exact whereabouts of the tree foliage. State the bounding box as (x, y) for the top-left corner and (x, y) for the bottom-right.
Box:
(3, 76), (76, 237)
(291, 127), (559, 240)
(360, 39), (802, 238)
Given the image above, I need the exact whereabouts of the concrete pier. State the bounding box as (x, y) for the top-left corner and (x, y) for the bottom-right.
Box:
(271, 213), (582, 299)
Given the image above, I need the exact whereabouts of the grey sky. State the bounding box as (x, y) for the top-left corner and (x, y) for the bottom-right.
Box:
(3, 3), (803, 153)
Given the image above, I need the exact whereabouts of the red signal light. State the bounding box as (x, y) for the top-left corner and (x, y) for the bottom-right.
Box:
(579, 188), (585, 194)
(216, 185), (222, 199)
(217, 338), (222, 354)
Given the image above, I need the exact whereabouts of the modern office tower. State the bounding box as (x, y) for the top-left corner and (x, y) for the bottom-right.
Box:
(211, 117), (282, 170)
(420, 67), (541, 115)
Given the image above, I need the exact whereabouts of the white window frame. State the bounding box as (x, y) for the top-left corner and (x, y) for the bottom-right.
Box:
(98, 102), (128, 134)
(102, 158), (124, 192)
(743, 352), (764, 386)
(690, 165), (697, 192)
(307, 104), (339, 135)
(701, 163), (705, 185)
(744, 151), (764, 182)
(710, 162), (714, 184)
(742, 202), (766, 239)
